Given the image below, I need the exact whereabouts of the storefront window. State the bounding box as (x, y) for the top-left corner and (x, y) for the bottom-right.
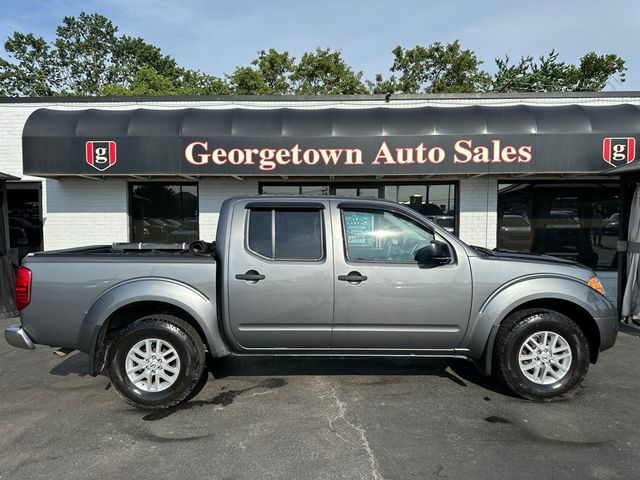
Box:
(7, 182), (43, 264)
(130, 183), (199, 243)
(260, 182), (458, 234)
(497, 182), (619, 270)
(384, 183), (457, 234)
(261, 185), (330, 195)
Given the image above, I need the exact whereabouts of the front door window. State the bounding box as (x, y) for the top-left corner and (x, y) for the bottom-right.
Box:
(342, 209), (434, 262)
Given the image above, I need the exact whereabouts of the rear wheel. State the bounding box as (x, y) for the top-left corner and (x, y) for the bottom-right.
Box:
(494, 309), (590, 401)
(107, 314), (206, 409)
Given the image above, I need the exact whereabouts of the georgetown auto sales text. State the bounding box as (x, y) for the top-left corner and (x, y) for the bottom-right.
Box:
(185, 140), (533, 171)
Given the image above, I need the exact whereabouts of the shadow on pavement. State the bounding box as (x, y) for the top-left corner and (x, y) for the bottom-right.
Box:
(206, 355), (517, 398)
(48, 351), (109, 378)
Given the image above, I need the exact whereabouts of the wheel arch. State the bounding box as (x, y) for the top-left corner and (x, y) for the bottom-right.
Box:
(479, 298), (601, 376)
(80, 278), (230, 376)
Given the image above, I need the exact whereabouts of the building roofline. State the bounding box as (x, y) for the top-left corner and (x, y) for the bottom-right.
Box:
(3, 91), (640, 104)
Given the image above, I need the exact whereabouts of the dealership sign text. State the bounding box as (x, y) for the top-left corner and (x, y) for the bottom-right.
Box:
(185, 140), (533, 172)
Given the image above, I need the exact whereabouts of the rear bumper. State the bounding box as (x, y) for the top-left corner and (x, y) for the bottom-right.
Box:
(595, 315), (619, 352)
(4, 324), (36, 350)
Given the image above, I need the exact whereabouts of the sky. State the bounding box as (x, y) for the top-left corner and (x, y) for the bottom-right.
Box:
(1, 0), (638, 90)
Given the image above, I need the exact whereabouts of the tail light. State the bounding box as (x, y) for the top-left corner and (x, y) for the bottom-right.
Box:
(15, 266), (32, 311)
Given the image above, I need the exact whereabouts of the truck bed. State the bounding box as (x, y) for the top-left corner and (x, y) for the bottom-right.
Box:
(20, 244), (217, 351)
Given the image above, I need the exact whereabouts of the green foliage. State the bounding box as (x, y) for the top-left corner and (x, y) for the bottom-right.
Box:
(0, 13), (629, 97)
(54, 12), (119, 95)
(492, 50), (626, 92)
(371, 41), (491, 94)
(0, 12), (228, 97)
(0, 32), (59, 96)
(575, 52), (626, 91)
(101, 66), (230, 96)
(228, 48), (366, 95)
(290, 48), (366, 94)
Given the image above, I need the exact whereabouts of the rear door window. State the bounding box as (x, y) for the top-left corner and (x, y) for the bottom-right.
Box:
(247, 208), (324, 261)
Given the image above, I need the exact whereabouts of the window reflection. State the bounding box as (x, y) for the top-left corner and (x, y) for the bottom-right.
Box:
(497, 182), (619, 269)
(259, 182), (458, 235)
(384, 184), (457, 234)
(130, 183), (199, 243)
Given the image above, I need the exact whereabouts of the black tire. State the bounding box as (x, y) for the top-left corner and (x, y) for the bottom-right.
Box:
(494, 309), (590, 401)
(107, 314), (206, 410)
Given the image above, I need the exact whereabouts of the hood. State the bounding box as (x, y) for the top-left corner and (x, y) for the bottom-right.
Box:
(487, 249), (583, 267)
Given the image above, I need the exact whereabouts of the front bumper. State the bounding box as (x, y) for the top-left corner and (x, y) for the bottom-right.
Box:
(595, 315), (619, 352)
(4, 324), (36, 350)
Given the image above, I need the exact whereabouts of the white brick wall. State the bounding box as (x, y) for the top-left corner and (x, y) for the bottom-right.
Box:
(458, 177), (498, 248)
(199, 178), (259, 241)
(0, 103), (42, 180)
(43, 178), (128, 250)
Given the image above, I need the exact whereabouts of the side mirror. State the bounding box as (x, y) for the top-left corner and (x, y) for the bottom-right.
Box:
(415, 240), (452, 265)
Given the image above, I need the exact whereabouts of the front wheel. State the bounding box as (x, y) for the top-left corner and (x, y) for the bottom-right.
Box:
(494, 309), (590, 401)
(107, 314), (206, 409)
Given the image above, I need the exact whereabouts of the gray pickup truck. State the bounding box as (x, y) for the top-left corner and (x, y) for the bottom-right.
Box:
(5, 196), (618, 409)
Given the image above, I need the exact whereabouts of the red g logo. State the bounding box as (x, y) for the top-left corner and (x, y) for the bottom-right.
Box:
(602, 137), (635, 167)
(86, 141), (117, 171)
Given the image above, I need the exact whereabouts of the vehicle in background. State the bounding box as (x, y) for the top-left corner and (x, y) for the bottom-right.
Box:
(602, 213), (620, 237)
(542, 210), (583, 258)
(9, 217), (41, 247)
(497, 214), (532, 251)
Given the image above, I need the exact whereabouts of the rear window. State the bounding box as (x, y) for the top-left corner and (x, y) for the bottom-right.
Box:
(247, 209), (324, 261)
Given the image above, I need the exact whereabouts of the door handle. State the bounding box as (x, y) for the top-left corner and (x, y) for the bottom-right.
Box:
(338, 271), (368, 283)
(235, 270), (266, 282)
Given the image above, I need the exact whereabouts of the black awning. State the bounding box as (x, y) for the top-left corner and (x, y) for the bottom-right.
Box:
(22, 104), (640, 177)
(601, 161), (640, 175)
(0, 172), (20, 181)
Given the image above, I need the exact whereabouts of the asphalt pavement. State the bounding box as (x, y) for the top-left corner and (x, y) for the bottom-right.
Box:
(1, 316), (639, 480)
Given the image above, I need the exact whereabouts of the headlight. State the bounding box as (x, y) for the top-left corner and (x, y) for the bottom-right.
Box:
(587, 276), (606, 296)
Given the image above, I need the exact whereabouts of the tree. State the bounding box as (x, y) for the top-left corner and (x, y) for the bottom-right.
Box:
(574, 52), (626, 91)
(492, 50), (626, 92)
(54, 12), (119, 95)
(0, 13), (629, 97)
(290, 48), (366, 95)
(228, 48), (295, 95)
(101, 65), (230, 96)
(109, 35), (183, 88)
(256, 49), (295, 94)
(371, 41), (491, 94)
(0, 33), (59, 96)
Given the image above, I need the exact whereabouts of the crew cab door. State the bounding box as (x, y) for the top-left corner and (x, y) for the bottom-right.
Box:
(226, 200), (333, 350)
(331, 202), (472, 350)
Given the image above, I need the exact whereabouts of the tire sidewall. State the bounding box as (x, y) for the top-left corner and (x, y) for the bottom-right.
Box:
(109, 319), (201, 408)
(502, 313), (589, 399)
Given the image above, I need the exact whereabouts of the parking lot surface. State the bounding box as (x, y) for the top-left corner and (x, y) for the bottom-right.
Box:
(1, 317), (639, 480)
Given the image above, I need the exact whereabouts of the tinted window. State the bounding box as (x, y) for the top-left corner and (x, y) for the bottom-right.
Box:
(498, 182), (619, 270)
(342, 209), (434, 262)
(275, 210), (323, 259)
(247, 209), (324, 260)
(130, 183), (199, 243)
(248, 210), (272, 258)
